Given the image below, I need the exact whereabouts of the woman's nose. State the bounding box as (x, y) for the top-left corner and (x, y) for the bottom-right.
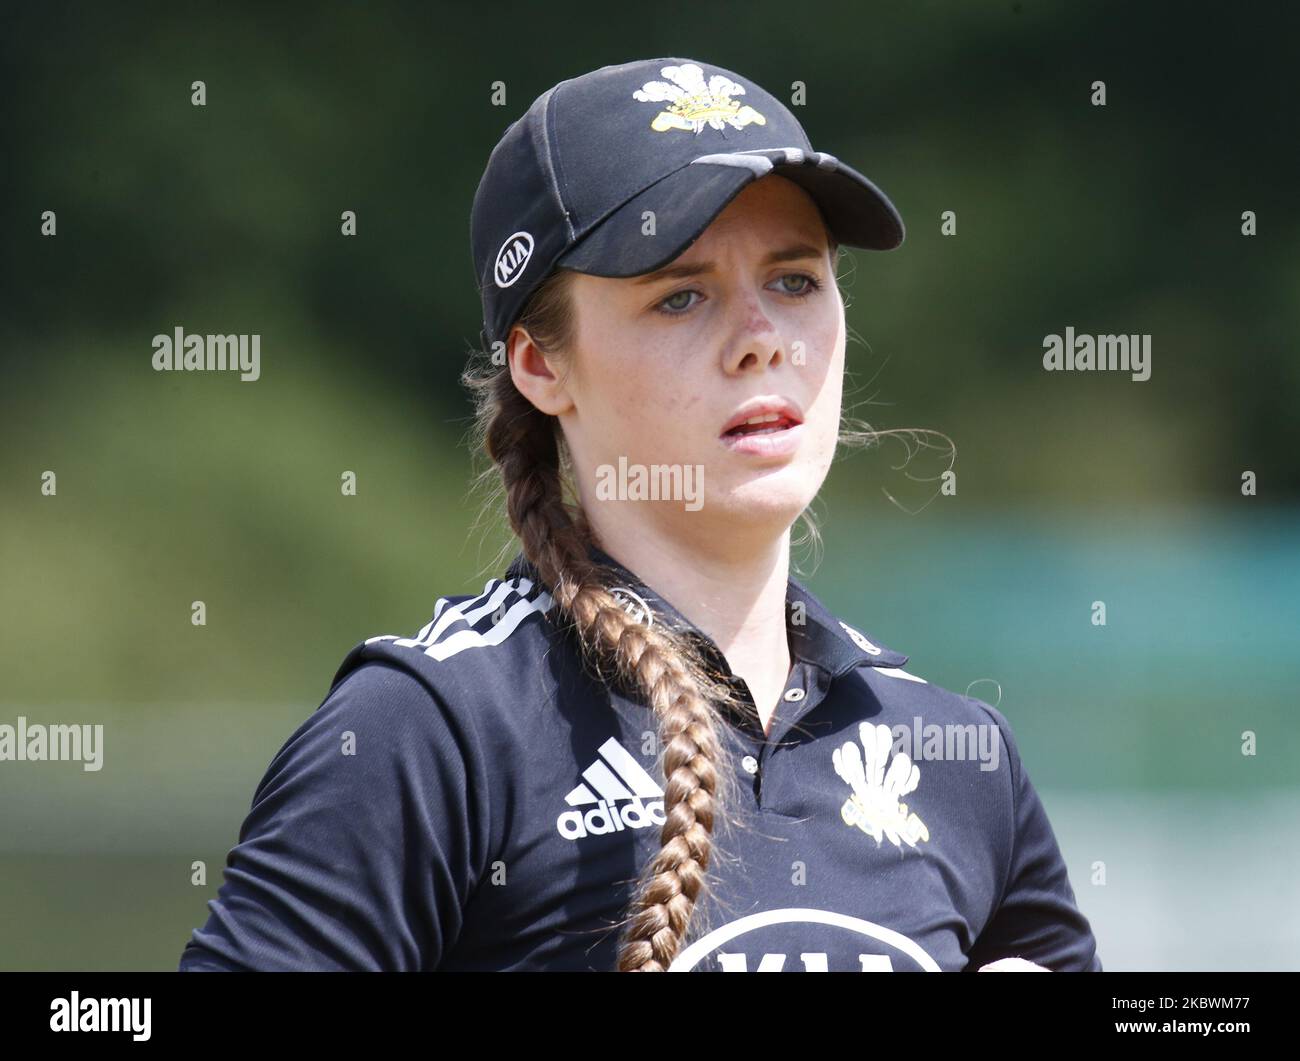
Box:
(724, 296), (783, 373)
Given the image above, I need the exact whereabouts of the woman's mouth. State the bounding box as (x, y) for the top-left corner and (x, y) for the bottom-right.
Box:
(722, 412), (799, 437)
(719, 408), (805, 458)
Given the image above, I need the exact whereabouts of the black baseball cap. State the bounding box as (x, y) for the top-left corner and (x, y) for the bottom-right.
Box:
(470, 57), (905, 353)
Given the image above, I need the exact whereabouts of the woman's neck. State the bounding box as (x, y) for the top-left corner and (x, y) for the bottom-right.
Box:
(592, 527), (795, 733)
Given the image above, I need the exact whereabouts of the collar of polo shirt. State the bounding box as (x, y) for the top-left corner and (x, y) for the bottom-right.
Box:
(504, 545), (909, 683)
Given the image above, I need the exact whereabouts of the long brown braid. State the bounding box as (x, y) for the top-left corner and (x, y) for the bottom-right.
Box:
(460, 239), (863, 970)
(461, 263), (764, 971)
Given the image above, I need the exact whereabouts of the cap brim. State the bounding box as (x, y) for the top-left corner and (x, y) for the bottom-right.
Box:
(555, 150), (904, 278)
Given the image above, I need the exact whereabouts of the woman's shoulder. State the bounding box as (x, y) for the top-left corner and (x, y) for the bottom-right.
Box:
(850, 644), (1015, 726)
(847, 649), (1034, 781)
(324, 564), (568, 736)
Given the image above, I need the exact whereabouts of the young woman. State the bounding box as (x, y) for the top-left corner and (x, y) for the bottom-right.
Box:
(178, 57), (1101, 972)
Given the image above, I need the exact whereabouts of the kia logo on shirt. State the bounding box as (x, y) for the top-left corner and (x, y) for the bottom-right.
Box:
(668, 908), (942, 972)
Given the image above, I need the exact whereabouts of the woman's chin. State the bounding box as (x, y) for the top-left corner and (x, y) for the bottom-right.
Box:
(699, 476), (819, 527)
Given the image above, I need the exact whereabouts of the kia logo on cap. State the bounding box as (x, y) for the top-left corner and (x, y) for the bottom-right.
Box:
(494, 231), (534, 288)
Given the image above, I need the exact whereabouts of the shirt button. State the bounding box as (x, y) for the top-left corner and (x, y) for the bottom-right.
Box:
(741, 755), (759, 775)
(783, 687), (805, 702)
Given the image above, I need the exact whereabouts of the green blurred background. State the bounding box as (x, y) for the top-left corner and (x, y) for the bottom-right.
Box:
(2, 2), (1297, 970)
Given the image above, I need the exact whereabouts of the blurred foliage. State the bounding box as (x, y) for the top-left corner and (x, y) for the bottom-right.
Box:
(4, 1), (1297, 494)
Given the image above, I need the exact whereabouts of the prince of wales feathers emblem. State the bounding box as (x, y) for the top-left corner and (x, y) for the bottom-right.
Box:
(833, 722), (930, 848)
(633, 63), (767, 133)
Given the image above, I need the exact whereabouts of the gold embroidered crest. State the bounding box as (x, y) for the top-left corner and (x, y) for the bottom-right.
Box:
(833, 722), (930, 848)
(633, 63), (767, 133)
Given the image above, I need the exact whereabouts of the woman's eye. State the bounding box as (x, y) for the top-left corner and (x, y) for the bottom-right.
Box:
(654, 273), (824, 317)
(774, 272), (824, 297)
(656, 289), (701, 315)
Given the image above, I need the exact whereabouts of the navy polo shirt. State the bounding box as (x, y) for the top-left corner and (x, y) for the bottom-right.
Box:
(179, 544), (1102, 972)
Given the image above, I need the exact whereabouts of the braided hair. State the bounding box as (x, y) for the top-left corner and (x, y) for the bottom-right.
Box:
(461, 240), (854, 969)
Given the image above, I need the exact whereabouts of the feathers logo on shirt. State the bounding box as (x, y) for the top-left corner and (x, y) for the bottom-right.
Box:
(633, 63), (767, 133)
(833, 722), (930, 848)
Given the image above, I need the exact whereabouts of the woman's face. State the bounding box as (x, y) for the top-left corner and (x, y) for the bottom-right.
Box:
(544, 174), (845, 548)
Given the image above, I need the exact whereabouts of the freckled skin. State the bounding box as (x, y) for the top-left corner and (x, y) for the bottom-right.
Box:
(526, 174), (846, 555)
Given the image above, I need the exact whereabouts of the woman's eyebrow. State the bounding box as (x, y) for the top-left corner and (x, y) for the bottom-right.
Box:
(632, 242), (827, 285)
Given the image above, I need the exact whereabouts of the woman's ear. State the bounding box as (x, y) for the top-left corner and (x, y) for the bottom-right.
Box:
(507, 327), (574, 417)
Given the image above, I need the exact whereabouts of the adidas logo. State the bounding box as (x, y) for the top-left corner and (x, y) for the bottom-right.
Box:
(556, 737), (666, 841)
